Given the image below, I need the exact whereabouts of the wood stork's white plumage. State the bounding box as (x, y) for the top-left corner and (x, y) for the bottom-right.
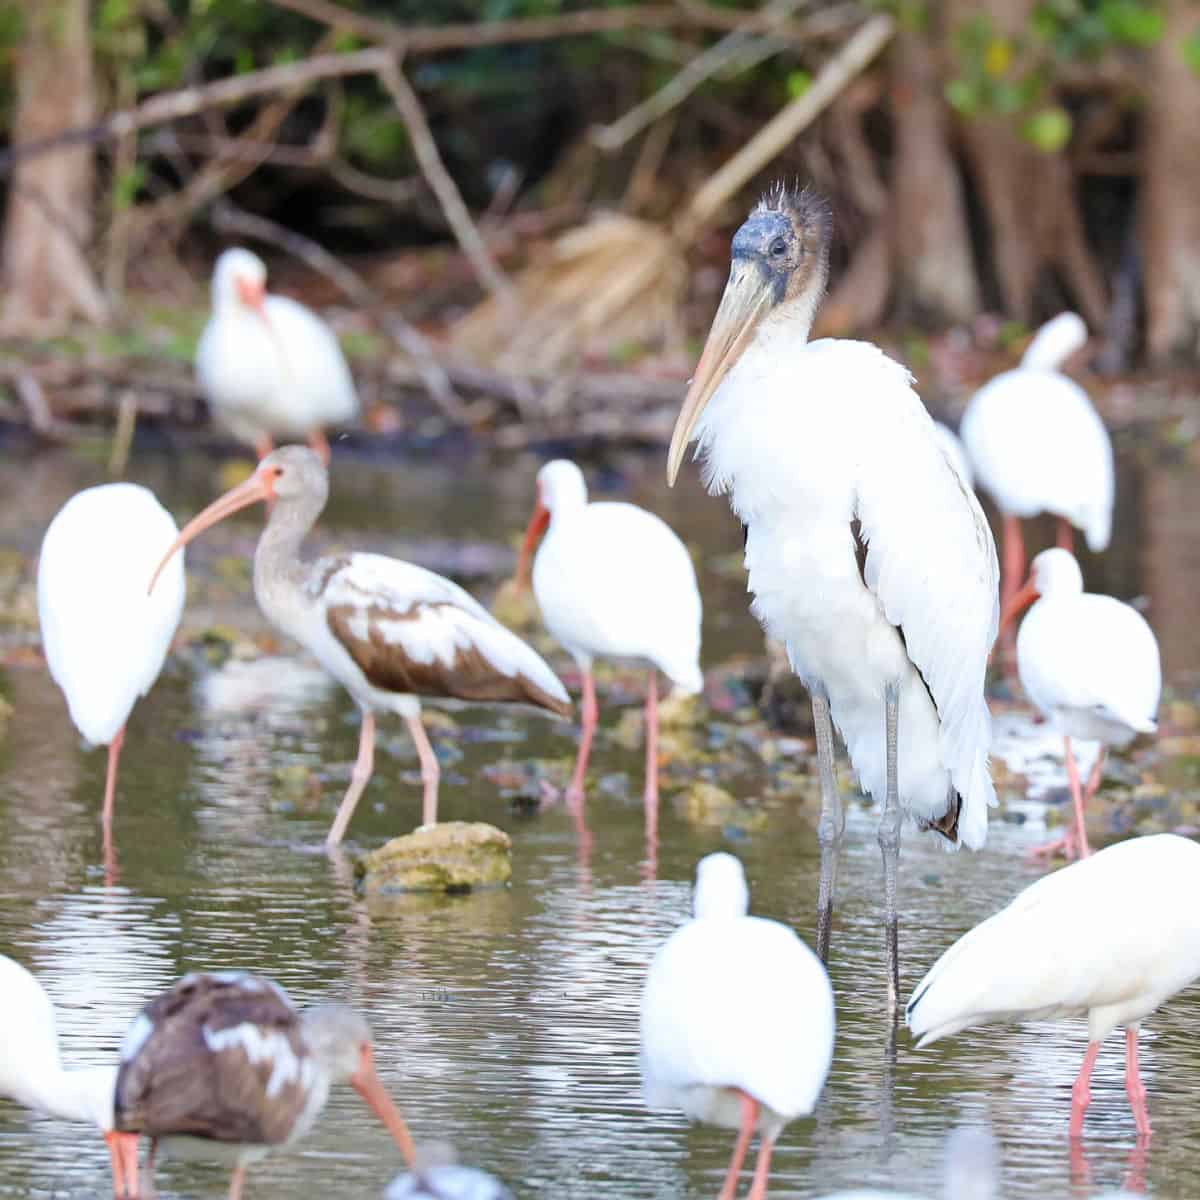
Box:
(816, 1125), (999, 1200)
(960, 312), (1114, 642)
(931, 421), (974, 491)
(0, 954), (133, 1196)
(1000, 548), (1160, 859)
(640, 853), (834, 1200)
(516, 459), (702, 815)
(113, 970), (415, 1200)
(197, 247), (359, 460)
(37, 483), (185, 851)
(666, 184), (999, 1010)
(149, 447), (570, 845)
(907, 833), (1200, 1139)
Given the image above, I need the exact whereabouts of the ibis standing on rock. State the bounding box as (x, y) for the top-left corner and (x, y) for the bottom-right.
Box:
(197, 247), (360, 461)
(1000, 548), (1160, 860)
(516, 459), (702, 816)
(666, 184), (998, 1012)
(907, 833), (1200, 1140)
(0, 954), (135, 1197)
(640, 853), (834, 1200)
(150, 447), (570, 846)
(113, 970), (416, 1199)
(38, 483), (185, 861)
(960, 312), (1114, 645)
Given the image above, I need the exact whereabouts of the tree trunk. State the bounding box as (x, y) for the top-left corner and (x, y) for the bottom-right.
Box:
(1141, 0), (1200, 361)
(888, 25), (979, 323)
(1, 0), (106, 335)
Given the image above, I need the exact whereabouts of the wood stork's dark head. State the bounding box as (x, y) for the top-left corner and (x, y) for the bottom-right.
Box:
(668, 184), (832, 485)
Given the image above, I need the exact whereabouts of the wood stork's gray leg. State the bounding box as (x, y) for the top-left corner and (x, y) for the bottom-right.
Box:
(880, 683), (902, 1018)
(812, 690), (843, 963)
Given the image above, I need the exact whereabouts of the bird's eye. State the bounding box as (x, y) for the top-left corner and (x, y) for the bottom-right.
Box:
(769, 237), (788, 258)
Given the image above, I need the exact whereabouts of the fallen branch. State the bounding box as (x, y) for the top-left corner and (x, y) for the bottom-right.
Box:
(376, 61), (514, 305)
(209, 200), (465, 421)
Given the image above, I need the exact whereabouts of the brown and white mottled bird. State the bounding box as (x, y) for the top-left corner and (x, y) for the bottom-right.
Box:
(150, 447), (571, 846)
(113, 971), (415, 1200)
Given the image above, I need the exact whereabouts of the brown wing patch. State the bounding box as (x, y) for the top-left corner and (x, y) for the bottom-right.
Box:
(115, 973), (312, 1146)
(328, 601), (570, 716)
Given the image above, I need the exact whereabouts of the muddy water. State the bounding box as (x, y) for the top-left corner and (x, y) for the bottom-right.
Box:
(0, 435), (1197, 1199)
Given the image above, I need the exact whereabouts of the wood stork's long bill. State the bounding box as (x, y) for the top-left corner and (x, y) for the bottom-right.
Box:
(667, 189), (830, 486)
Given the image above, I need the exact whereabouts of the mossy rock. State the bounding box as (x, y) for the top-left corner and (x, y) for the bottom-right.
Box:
(358, 821), (512, 895)
(674, 782), (768, 831)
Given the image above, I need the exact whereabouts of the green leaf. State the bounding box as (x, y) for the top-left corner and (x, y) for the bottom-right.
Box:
(1183, 30), (1200, 76)
(785, 70), (812, 99)
(945, 78), (980, 115)
(1023, 106), (1073, 153)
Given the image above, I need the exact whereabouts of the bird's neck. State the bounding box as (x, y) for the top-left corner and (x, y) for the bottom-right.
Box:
(759, 278), (822, 350)
(253, 498), (324, 613)
(11, 1063), (115, 1129)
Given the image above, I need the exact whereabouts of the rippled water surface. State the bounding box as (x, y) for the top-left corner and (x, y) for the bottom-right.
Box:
(0, 437), (1197, 1199)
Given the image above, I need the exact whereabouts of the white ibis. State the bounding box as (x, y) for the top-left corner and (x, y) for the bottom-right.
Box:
(640, 853), (833, 1200)
(816, 1126), (998, 1200)
(0, 954), (135, 1198)
(907, 833), (1200, 1140)
(666, 184), (999, 1011)
(386, 1146), (515, 1200)
(37, 483), (185, 857)
(150, 447), (570, 845)
(197, 247), (360, 461)
(113, 970), (415, 1200)
(960, 312), (1114, 643)
(516, 458), (702, 813)
(1000, 548), (1160, 860)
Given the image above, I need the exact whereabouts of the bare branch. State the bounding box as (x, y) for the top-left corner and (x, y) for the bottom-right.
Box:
(376, 60), (515, 305)
(209, 200), (465, 421)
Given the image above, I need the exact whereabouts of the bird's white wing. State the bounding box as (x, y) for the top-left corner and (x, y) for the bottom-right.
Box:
(321, 554), (570, 712)
(264, 296), (359, 424)
(828, 341), (999, 846)
(640, 915), (833, 1120)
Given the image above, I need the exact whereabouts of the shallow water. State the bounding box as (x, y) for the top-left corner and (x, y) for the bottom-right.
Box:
(0, 437), (1197, 1199)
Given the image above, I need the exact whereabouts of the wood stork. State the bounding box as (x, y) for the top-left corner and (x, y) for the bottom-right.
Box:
(666, 184), (998, 1012)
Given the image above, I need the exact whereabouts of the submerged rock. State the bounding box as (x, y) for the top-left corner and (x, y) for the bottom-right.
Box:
(674, 781), (767, 831)
(359, 821), (512, 894)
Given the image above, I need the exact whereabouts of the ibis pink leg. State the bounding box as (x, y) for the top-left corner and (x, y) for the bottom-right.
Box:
(119, 1133), (141, 1198)
(1057, 517), (1075, 551)
(228, 1165), (247, 1200)
(747, 1132), (777, 1200)
(1083, 746), (1107, 805)
(643, 670), (660, 872)
(104, 1131), (130, 1198)
(1069, 1040), (1102, 1139)
(1027, 736), (1095, 861)
(1064, 736), (1092, 858)
(254, 434), (274, 461)
(719, 1090), (759, 1200)
(999, 515), (1025, 688)
(326, 711), (375, 848)
(1125, 1026), (1153, 1137)
(404, 711), (441, 827)
(307, 428), (332, 465)
(566, 669), (598, 805)
(102, 726), (125, 832)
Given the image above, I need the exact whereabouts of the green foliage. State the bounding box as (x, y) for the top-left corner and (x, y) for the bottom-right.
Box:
(1183, 29), (1200, 76)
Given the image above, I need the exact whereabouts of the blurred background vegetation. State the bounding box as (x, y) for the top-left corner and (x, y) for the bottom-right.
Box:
(2, 0), (1199, 416)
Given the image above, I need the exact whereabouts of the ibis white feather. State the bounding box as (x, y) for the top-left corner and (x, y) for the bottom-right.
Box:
(961, 312), (1113, 552)
(640, 853), (833, 1139)
(530, 460), (702, 692)
(38, 483), (185, 747)
(197, 247), (359, 450)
